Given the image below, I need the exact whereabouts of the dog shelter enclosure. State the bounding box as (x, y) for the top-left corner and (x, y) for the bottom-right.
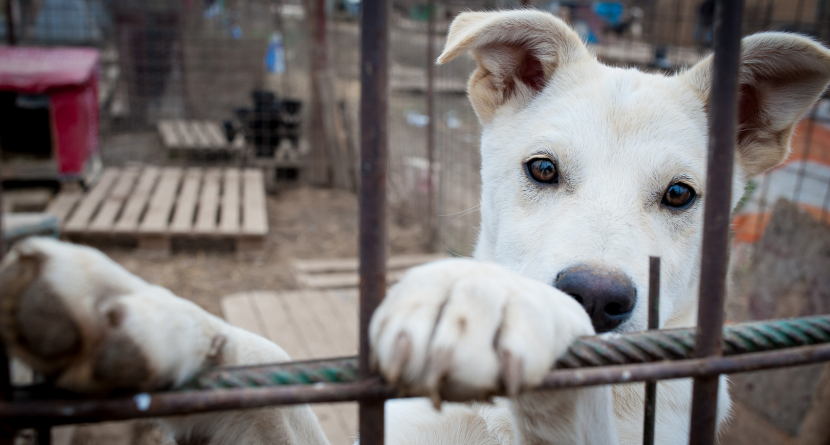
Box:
(2, 0), (830, 445)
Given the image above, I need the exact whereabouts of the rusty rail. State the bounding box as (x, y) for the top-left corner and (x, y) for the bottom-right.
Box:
(358, 0), (389, 441)
(689, 1), (743, 444)
(0, 342), (829, 428)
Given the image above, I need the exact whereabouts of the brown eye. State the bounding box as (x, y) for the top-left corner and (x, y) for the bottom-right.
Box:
(527, 158), (558, 184)
(662, 183), (696, 208)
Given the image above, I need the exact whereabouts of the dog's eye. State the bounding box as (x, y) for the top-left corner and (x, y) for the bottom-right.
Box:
(526, 158), (558, 184)
(662, 183), (696, 208)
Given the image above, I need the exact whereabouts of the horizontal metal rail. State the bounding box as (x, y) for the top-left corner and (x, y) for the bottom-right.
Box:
(1, 314), (829, 427)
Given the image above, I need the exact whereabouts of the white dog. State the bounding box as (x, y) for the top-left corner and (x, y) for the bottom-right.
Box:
(2, 10), (830, 445)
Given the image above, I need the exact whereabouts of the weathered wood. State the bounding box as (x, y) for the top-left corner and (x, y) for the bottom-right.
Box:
(175, 120), (197, 148)
(88, 167), (139, 234)
(170, 168), (202, 234)
(219, 169), (241, 235)
(296, 270), (405, 289)
(204, 121), (228, 148)
(157, 121), (180, 147)
(138, 168), (182, 234)
(113, 167), (160, 234)
(293, 253), (446, 274)
(221, 293), (267, 339)
(63, 168), (120, 234)
(221, 291), (357, 445)
(190, 121), (214, 148)
(194, 168), (222, 234)
(45, 192), (82, 225)
(242, 169), (268, 236)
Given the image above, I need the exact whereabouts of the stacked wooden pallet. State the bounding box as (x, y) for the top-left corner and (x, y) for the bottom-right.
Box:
(158, 120), (246, 152)
(292, 254), (447, 289)
(46, 166), (268, 257)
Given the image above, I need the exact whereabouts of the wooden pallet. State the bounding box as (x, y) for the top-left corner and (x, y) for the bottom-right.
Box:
(46, 166), (268, 257)
(158, 120), (246, 151)
(221, 290), (358, 445)
(292, 253), (447, 289)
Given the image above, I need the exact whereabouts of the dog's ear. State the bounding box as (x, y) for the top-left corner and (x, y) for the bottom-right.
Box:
(683, 33), (830, 177)
(437, 10), (591, 123)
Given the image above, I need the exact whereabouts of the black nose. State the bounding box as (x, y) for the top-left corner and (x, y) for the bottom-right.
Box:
(555, 265), (636, 333)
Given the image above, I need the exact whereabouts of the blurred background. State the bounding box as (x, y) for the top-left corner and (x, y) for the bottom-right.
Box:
(1, 1), (830, 444)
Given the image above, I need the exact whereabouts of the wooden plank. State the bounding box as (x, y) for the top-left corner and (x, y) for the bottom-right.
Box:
(190, 121), (213, 148)
(174, 120), (197, 148)
(87, 167), (139, 233)
(296, 270), (405, 289)
(113, 167), (160, 234)
(318, 290), (359, 355)
(241, 169), (268, 235)
(293, 254), (446, 274)
(63, 168), (120, 234)
(193, 168), (222, 234)
(45, 192), (82, 225)
(218, 169), (241, 235)
(250, 292), (308, 359)
(158, 121), (180, 147)
(138, 168), (182, 234)
(238, 291), (356, 445)
(203, 121), (227, 148)
(170, 168), (202, 234)
(220, 293), (267, 338)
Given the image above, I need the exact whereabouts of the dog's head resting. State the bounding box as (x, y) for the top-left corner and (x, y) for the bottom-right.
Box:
(439, 10), (830, 333)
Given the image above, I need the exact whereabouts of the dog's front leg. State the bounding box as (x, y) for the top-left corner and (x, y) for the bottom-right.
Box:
(371, 259), (619, 445)
(0, 238), (329, 445)
(511, 387), (617, 444)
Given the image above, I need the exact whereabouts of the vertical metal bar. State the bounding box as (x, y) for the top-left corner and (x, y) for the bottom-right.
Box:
(642, 257), (660, 445)
(359, 0), (389, 442)
(4, 0), (15, 45)
(688, 1), (743, 445)
(793, 0), (806, 32)
(425, 0), (436, 251)
(0, 123), (13, 445)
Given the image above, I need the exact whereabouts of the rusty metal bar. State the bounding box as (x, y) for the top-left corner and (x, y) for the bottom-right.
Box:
(1, 343), (830, 428)
(425, 0), (436, 251)
(358, 0), (389, 441)
(642, 257), (660, 445)
(4, 0), (15, 45)
(0, 123), (15, 445)
(689, 1), (743, 444)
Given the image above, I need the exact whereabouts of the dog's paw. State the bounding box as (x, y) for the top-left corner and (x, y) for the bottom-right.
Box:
(370, 259), (593, 402)
(0, 238), (173, 393)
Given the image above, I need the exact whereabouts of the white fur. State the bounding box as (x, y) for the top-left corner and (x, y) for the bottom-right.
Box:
(1, 10), (830, 445)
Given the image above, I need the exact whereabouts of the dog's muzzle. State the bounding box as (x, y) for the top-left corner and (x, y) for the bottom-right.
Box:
(555, 265), (636, 333)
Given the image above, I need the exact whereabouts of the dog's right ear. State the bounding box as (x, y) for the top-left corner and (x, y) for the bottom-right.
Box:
(438, 10), (592, 124)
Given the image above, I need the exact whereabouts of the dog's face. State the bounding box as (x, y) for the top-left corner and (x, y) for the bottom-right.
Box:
(439, 11), (830, 333)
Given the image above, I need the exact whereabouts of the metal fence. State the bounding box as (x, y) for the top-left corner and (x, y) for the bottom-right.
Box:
(1, 1), (830, 445)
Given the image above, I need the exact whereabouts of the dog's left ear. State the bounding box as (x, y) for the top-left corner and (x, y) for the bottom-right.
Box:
(437, 10), (592, 124)
(683, 33), (830, 177)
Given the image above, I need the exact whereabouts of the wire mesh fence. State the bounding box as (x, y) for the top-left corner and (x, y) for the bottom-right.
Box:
(2, 0), (828, 256)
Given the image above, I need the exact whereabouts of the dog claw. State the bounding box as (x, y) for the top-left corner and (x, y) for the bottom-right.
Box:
(500, 349), (524, 397)
(385, 332), (412, 384)
(425, 347), (453, 408)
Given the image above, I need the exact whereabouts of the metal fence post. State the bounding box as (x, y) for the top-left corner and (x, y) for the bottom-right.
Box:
(425, 0), (436, 251)
(688, 1), (743, 444)
(4, 0), (15, 45)
(359, 0), (389, 442)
